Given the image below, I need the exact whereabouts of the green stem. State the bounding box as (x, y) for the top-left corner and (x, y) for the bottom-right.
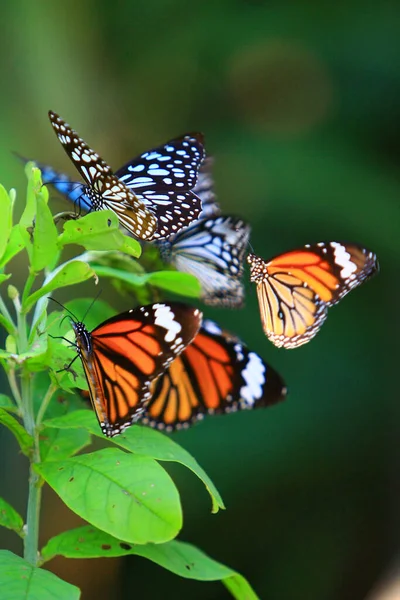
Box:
(21, 271), (36, 310)
(36, 383), (57, 427)
(7, 368), (23, 414)
(0, 294), (16, 333)
(14, 293), (42, 565)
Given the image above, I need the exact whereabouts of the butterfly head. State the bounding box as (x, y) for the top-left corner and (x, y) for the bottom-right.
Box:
(71, 320), (92, 357)
(247, 253), (268, 283)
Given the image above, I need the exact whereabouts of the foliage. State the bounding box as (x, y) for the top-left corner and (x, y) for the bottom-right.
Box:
(0, 168), (257, 599)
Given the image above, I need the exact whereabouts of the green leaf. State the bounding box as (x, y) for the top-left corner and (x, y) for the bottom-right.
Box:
(43, 411), (224, 513)
(58, 211), (141, 257)
(35, 447), (182, 544)
(0, 497), (24, 537)
(23, 259), (97, 313)
(40, 527), (258, 599)
(0, 225), (25, 268)
(92, 265), (201, 298)
(0, 185), (13, 264)
(0, 408), (33, 457)
(31, 193), (59, 272)
(0, 394), (18, 413)
(0, 550), (80, 600)
(40, 427), (91, 462)
(20, 164), (40, 229)
(0, 274), (11, 285)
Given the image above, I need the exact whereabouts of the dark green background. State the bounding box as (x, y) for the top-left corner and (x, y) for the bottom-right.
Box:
(0, 2), (399, 599)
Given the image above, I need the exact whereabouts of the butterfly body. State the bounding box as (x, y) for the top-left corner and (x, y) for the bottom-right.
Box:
(71, 302), (202, 437)
(142, 319), (286, 430)
(248, 242), (378, 349)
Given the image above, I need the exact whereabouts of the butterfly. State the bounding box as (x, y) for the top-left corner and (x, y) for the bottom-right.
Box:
(157, 215), (251, 307)
(247, 242), (379, 349)
(141, 319), (287, 431)
(67, 301), (202, 437)
(48, 111), (205, 239)
(48, 111), (158, 240)
(155, 157), (251, 306)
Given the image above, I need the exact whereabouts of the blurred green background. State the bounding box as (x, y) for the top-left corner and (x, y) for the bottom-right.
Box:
(0, 1), (399, 599)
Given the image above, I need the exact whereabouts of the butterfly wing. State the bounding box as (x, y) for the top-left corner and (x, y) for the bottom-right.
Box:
(248, 242), (379, 349)
(158, 216), (251, 307)
(17, 158), (93, 212)
(194, 157), (221, 219)
(142, 319), (286, 430)
(48, 111), (157, 240)
(73, 302), (202, 437)
(115, 133), (205, 239)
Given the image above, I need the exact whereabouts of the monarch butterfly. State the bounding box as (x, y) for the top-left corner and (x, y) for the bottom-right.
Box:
(247, 242), (379, 349)
(67, 302), (202, 437)
(142, 319), (287, 430)
(48, 111), (157, 240)
(48, 111), (205, 239)
(156, 158), (251, 306)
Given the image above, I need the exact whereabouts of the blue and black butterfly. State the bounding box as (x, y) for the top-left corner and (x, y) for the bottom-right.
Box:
(42, 111), (206, 240)
(22, 129), (249, 306)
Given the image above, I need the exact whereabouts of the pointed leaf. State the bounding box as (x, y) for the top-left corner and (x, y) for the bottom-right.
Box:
(58, 211), (141, 257)
(43, 411), (224, 513)
(0, 550), (80, 600)
(92, 265), (201, 298)
(0, 225), (25, 268)
(0, 408), (33, 456)
(31, 193), (59, 272)
(23, 260), (96, 313)
(0, 497), (24, 537)
(35, 447), (182, 544)
(40, 527), (258, 599)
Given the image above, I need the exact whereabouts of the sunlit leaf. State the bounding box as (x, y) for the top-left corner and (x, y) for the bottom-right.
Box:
(0, 550), (80, 600)
(0, 497), (24, 537)
(0, 225), (25, 269)
(58, 211), (141, 257)
(35, 448), (182, 544)
(43, 411), (224, 513)
(92, 265), (201, 298)
(31, 193), (59, 272)
(23, 260), (97, 313)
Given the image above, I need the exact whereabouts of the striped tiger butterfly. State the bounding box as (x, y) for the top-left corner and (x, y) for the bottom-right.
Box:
(48, 111), (205, 239)
(142, 319), (286, 430)
(66, 301), (202, 437)
(247, 242), (379, 349)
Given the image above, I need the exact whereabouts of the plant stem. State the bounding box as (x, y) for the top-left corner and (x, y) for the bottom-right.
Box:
(0, 294), (16, 333)
(15, 295), (42, 566)
(21, 271), (35, 309)
(36, 383), (57, 427)
(7, 368), (23, 414)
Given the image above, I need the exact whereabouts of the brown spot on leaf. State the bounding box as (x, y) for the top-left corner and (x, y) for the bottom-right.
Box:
(120, 543), (131, 550)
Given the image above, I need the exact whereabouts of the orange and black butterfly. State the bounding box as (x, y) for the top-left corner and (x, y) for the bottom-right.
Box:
(141, 319), (287, 430)
(69, 302), (202, 437)
(247, 242), (379, 349)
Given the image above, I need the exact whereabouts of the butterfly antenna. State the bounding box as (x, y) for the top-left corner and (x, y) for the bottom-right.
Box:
(247, 239), (255, 254)
(48, 297), (79, 322)
(81, 289), (103, 323)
